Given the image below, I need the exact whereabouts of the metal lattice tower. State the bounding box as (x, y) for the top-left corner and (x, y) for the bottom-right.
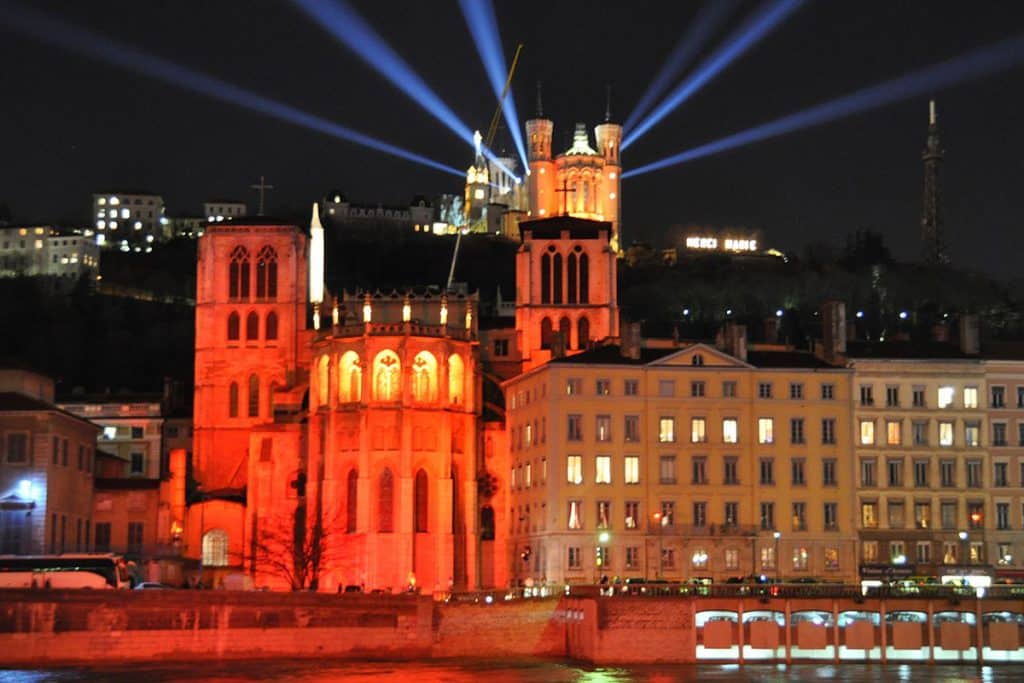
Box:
(921, 99), (948, 265)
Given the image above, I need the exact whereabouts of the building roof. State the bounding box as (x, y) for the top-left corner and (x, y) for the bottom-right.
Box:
(0, 392), (99, 429)
(519, 215), (612, 240)
(845, 341), (975, 360)
(549, 345), (675, 366)
(746, 350), (839, 369)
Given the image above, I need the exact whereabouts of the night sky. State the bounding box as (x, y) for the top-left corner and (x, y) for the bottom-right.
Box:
(2, 1), (1023, 277)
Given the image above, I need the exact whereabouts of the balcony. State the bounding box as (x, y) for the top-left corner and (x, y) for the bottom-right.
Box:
(647, 522), (758, 537)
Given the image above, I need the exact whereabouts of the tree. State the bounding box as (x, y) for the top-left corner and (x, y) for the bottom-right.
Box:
(249, 495), (345, 591)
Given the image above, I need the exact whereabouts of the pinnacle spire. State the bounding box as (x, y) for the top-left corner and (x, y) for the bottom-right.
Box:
(605, 84), (612, 122)
(535, 81), (543, 118)
(311, 201), (322, 231)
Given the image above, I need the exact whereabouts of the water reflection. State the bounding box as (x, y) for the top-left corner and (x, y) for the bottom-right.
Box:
(2, 662), (1022, 683)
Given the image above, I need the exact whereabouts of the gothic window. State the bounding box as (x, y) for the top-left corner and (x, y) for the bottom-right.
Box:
(578, 252), (589, 303)
(540, 317), (553, 350)
(378, 468), (394, 533)
(567, 252), (578, 303)
(448, 354), (464, 405)
(411, 351), (437, 402)
(559, 317), (571, 350)
(553, 252), (563, 304)
(247, 374), (259, 417)
(373, 350), (401, 401)
(577, 316), (590, 350)
(480, 506), (495, 541)
(256, 245), (278, 299)
(265, 311), (278, 341)
(414, 469), (428, 533)
(246, 311), (259, 340)
(228, 382), (239, 418)
(582, 180), (590, 211)
(346, 469), (358, 533)
(202, 529), (228, 567)
(227, 311), (240, 341)
(317, 355), (329, 407)
(229, 246), (250, 300)
(339, 351), (362, 403)
(540, 251), (551, 304)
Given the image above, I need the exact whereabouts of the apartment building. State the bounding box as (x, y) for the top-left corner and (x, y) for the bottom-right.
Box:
(504, 333), (856, 586)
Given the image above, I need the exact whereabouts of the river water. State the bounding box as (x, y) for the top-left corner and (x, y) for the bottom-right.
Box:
(1, 661), (1022, 683)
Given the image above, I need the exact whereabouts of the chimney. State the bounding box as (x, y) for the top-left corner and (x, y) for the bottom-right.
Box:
(763, 317), (780, 344)
(822, 301), (847, 362)
(720, 322), (747, 362)
(621, 322), (642, 360)
(958, 314), (979, 355)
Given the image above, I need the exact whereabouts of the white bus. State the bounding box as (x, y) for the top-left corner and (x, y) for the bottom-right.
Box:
(0, 554), (132, 589)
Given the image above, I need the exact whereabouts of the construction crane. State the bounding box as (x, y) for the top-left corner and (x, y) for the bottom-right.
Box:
(447, 43), (523, 291)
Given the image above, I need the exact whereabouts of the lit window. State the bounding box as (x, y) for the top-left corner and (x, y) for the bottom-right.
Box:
(202, 529), (229, 567)
(758, 418), (774, 444)
(860, 420), (875, 446)
(886, 420), (902, 446)
(595, 455), (611, 484)
(659, 417), (675, 443)
(937, 386), (954, 408)
(624, 455), (639, 484)
(722, 418), (738, 444)
(567, 455), (582, 485)
(963, 387), (978, 409)
(939, 421), (954, 446)
(690, 418), (706, 443)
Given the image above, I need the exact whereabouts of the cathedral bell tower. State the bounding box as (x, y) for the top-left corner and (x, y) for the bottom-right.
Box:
(594, 113), (622, 251)
(515, 215), (619, 370)
(525, 84), (555, 219)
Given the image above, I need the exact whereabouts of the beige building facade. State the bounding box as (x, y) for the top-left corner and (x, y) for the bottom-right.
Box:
(504, 340), (857, 586)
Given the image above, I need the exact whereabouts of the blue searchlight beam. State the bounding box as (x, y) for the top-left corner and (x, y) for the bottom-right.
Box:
(0, 2), (463, 178)
(623, 0), (740, 134)
(291, 0), (519, 180)
(622, 0), (805, 150)
(458, 0), (529, 170)
(624, 32), (1024, 179)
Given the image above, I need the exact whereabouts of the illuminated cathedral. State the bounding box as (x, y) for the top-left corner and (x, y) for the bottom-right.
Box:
(185, 196), (618, 591)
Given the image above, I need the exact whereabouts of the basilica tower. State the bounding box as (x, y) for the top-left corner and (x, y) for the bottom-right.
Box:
(525, 87), (555, 220)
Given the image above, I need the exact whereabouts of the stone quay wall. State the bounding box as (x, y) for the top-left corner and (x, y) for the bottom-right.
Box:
(2, 590), (1024, 666)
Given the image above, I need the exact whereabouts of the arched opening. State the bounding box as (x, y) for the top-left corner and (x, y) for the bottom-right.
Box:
(540, 252), (551, 304)
(316, 355), (329, 407)
(411, 351), (437, 402)
(246, 311), (259, 340)
(346, 469), (358, 533)
(229, 246), (250, 300)
(265, 311), (278, 341)
(227, 312), (240, 341)
(448, 354), (464, 405)
(577, 316), (590, 350)
(247, 374), (259, 417)
(552, 252), (563, 304)
(338, 351), (362, 403)
(228, 382), (239, 418)
(567, 252), (578, 303)
(256, 245), (278, 299)
(378, 468), (394, 533)
(540, 317), (553, 350)
(414, 469), (428, 533)
(373, 350), (401, 401)
(202, 529), (229, 567)
(579, 252), (589, 303)
(559, 317), (571, 350)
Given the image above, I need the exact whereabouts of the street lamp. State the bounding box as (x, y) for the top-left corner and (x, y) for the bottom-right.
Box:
(959, 530), (969, 565)
(652, 513), (666, 579)
(596, 531), (610, 584)
(773, 531), (782, 582)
